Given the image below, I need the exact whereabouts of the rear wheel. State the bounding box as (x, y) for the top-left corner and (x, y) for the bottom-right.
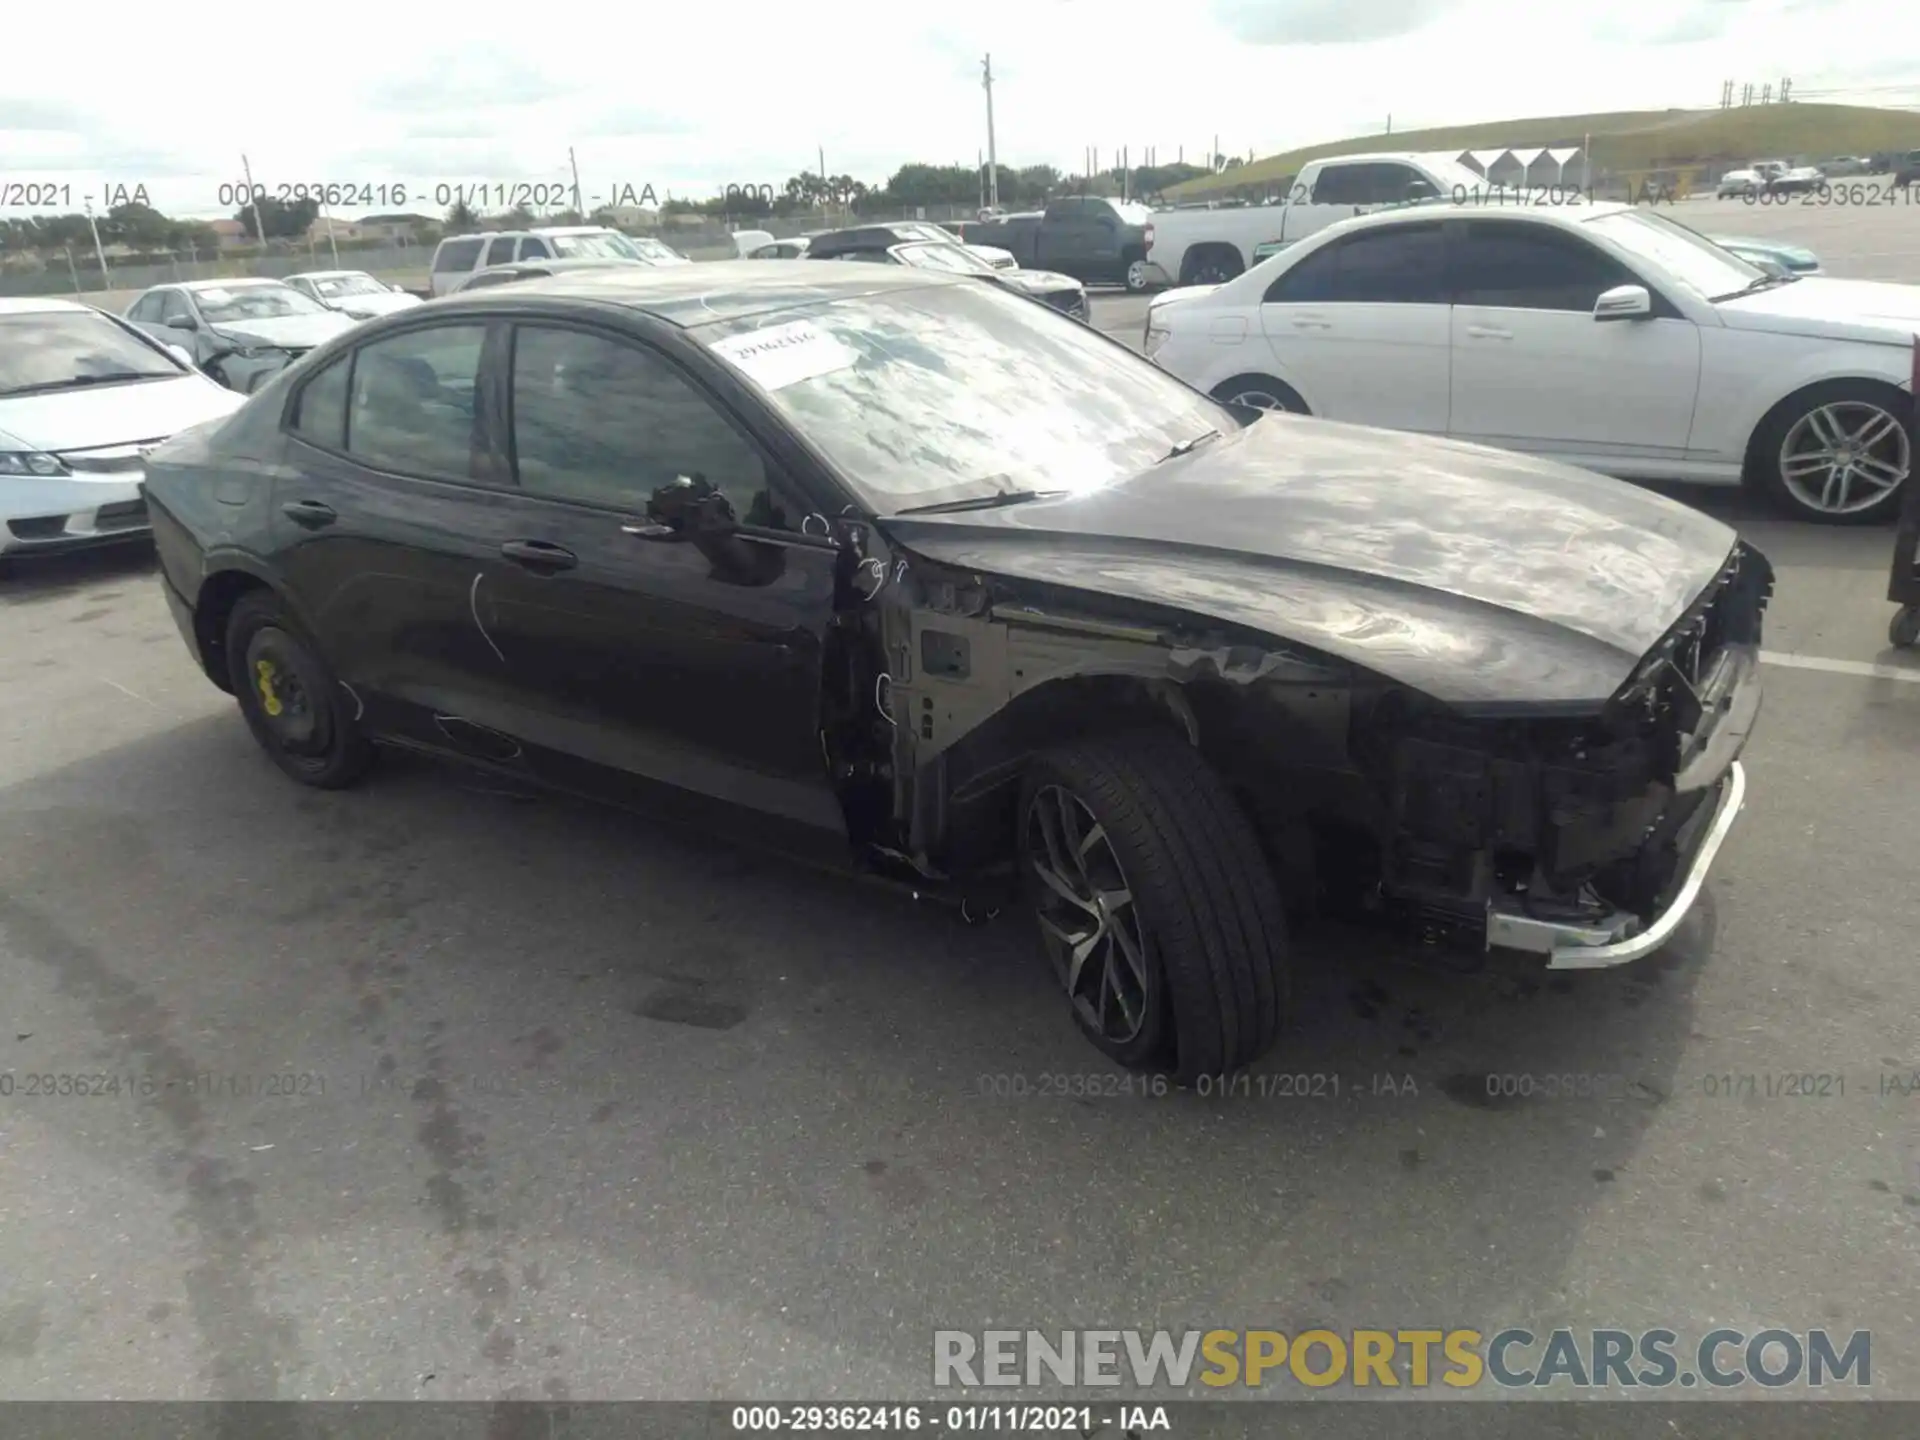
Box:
(1124, 258), (1154, 292)
(1182, 245), (1243, 287)
(225, 590), (374, 788)
(1211, 374), (1307, 416)
(1018, 730), (1290, 1080)
(1750, 381), (1910, 524)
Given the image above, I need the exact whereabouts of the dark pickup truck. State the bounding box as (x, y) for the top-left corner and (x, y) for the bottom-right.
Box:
(956, 197), (1162, 292)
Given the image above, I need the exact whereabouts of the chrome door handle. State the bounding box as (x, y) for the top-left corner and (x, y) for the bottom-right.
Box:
(1289, 317), (1332, 330)
(1465, 326), (1513, 340)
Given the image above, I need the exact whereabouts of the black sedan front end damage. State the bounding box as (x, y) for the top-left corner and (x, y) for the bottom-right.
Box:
(1388, 543), (1771, 967)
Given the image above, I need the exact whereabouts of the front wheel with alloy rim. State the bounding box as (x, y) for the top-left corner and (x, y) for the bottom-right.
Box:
(1018, 730), (1290, 1081)
(225, 590), (374, 788)
(1753, 382), (1911, 524)
(1124, 259), (1154, 292)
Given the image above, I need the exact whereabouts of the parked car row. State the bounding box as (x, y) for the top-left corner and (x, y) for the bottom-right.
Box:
(135, 258), (1774, 1080)
(1143, 199), (1914, 525)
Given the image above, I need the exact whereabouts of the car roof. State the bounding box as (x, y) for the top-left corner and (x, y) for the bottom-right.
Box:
(447, 226), (616, 241)
(475, 257), (638, 276)
(0, 296), (92, 315)
(431, 258), (963, 327)
(287, 269), (371, 280)
(1330, 198), (1633, 233)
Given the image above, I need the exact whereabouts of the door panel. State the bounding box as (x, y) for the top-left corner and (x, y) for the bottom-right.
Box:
(1257, 220), (1452, 432)
(484, 320), (844, 830)
(1445, 219), (1702, 456)
(1448, 309), (1701, 455)
(268, 322), (509, 752)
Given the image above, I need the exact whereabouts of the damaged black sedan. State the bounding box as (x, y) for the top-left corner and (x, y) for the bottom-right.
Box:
(143, 262), (1768, 1080)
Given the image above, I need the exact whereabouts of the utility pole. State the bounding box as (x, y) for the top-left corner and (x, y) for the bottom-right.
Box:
(1213, 134), (1220, 171)
(1779, 77), (1791, 102)
(1386, 114), (1392, 134)
(982, 54), (999, 210)
(569, 146), (584, 216)
(240, 154), (267, 245)
(83, 197), (112, 288)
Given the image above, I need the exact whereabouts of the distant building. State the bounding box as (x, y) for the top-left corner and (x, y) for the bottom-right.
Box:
(307, 215), (361, 243)
(355, 213), (434, 244)
(599, 205), (659, 230)
(207, 218), (251, 248)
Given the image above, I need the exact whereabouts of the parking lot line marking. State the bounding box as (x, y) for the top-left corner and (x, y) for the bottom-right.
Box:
(1761, 650), (1920, 684)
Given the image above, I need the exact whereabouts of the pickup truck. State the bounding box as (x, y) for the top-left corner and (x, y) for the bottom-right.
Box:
(1146, 151), (1498, 286)
(954, 197), (1163, 291)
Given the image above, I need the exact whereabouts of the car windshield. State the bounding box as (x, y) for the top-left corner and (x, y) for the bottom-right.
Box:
(630, 238), (687, 263)
(890, 242), (998, 276)
(0, 309), (184, 395)
(193, 284), (328, 321)
(310, 274), (387, 298)
(892, 223), (955, 244)
(550, 232), (642, 260)
(699, 280), (1231, 513)
(1582, 208), (1765, 299)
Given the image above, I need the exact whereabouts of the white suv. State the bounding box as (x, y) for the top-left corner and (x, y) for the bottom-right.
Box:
(427, 227), (664, 296)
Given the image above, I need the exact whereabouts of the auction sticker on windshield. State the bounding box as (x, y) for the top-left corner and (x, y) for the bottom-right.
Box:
(710, 320), (857, 391)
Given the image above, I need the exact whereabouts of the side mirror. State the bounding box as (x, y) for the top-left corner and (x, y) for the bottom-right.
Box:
(165, 344), (194, 367)
(1404, 181), (1438, 202)
(638, 475), (737, 537)
(165, 313), (198, 331)
(1594, 284), (1652, 321)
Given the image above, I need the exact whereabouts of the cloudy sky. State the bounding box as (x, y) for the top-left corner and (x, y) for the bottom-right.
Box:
(5, 0), (1918, 219)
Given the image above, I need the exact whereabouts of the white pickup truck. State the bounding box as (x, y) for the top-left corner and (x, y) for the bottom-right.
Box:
(1147, 151), (1507, 287)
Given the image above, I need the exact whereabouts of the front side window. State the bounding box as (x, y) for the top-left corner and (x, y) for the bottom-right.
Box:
(699, 281), (1230, 514)
(509, 324), (781, 525)
(345, 324), (486, 480)
(484, 237), (517, 266)
(1453, 221), (1639, 311)
(518, 238), (552, 260)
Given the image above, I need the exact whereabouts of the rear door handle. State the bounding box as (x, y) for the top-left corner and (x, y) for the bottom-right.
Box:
(281, 500), (336, 527)
(1289, 315), (1332, 330)
(1465, 326), (1513, 340)
(500, 539), (577, 572)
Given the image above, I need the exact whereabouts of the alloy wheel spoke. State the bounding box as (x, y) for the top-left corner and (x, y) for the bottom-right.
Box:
(1783, 451), (1836, 477)
(1807, 406), (1850, 450)
(1852, 455), (1906, 488)
(1109, 914), (1149, 991)
(1822, 466), (1852, 510)
(1031, 855), (1098, 916)
(1064, 924), (1106, 993)
(1853, 413), (1899, 450)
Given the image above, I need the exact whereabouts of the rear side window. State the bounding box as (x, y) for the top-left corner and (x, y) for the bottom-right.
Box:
(518, 238), (551, 259)
(434, 239), (483, 273)
(1262, 223), (1447, 304)
(290, 354), (351, 448)
(345, 324), (487, 480)
(484, 237), (516, 266)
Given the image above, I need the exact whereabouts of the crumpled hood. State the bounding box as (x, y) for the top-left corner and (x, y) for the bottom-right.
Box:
(879, 417), (1740, 712)
(1715, 277), (1920, 343)
(0, 372), (244, 454)
(211, 312), (359, 348)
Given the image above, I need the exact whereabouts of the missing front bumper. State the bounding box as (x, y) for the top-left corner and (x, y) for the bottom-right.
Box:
(1485, 760), (1748, 970)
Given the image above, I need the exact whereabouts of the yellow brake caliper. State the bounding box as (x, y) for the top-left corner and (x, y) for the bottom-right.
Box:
(254, 658), (285, 717)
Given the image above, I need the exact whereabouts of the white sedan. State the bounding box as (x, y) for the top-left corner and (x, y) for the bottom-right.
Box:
(1145, 201), (1917, 523)
(283, 270), (422, 319)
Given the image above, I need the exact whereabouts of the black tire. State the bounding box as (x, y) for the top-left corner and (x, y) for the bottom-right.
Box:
(224, 590), (374, 789)
(1017, 729), (1290, 1081)
(1891, 604), (1920, 650)
(1182, 246), (1243, 287)
(1211, 374), (1308, 417)
(1749, 380), (1910, 525)
(1123, 255), (1154, 293)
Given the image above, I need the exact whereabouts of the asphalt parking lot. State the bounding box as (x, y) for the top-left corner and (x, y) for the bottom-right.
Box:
(3, 195), (1920, 1409)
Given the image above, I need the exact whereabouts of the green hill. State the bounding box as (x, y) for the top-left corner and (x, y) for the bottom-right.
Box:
(1165, 104), (1920, 200)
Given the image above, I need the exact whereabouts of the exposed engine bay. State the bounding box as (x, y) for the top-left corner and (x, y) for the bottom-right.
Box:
(814, 518), (1773, 958)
